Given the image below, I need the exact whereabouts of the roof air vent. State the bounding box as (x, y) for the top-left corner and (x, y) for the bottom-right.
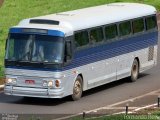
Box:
(56, 13), (75, 16)
(30, 19), (59, 25)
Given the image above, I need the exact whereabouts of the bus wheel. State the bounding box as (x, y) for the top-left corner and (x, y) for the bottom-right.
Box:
(72, 76), (83, 101)
(130, 59), (139, 82)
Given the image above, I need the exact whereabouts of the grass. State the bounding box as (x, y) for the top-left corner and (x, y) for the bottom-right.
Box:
(91, 114), (159, 120)
(0, 0), (160, 80)
(72, 114), (126, 120)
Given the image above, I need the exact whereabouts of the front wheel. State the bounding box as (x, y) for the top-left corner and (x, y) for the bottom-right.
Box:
(130, 59), (139, 82)
(71, 76), (83, 101)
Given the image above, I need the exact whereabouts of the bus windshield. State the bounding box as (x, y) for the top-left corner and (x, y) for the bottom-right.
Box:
(6, 33), (64, 65)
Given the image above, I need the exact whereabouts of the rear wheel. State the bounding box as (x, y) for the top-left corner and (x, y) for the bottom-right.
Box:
(71, 76), (83, 101)
(130, 59), (139, 82)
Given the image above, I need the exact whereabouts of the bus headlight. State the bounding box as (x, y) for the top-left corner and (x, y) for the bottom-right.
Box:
(42, 80), (54, 88)
(42, 80), (61, 88)
(48, 80), (53, 87)
(55, 79), (61, 88)
(6, 78), (17, 85)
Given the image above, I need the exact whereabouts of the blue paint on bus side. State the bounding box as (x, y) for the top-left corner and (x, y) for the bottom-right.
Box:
(63, 31), (158, 70)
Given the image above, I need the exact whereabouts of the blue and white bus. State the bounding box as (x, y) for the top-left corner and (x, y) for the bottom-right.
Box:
(4, 3), (158, 100)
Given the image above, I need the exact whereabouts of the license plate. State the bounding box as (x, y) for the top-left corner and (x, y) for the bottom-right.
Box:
(25, 80), (35, 84)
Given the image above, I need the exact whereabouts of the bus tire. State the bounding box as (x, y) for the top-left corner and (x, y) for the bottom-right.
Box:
(71, 76), (83, 101)
(130, 59), (139, 82)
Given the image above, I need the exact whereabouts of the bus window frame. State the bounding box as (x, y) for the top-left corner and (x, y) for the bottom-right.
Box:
(74, 29), (90, 51)
(74, 14), (158, 52)
(89, 26), (105, 45)
(132, 17), (145, 34)
(104, 23), (119, 43)
(118, 20), (133, 39)
(145, 14), (158, 32)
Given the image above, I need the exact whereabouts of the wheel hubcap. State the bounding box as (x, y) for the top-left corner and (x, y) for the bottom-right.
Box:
(74, 80), (81, 95)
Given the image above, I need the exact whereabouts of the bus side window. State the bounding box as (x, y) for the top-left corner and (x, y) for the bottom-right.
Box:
(75, 31), (89, 48)
(119, 21), (132, 37)
(105, 24), (118, 42)
(132, 18), (145, 34)
(146, 16), (157, 30)
(90, 27), (104, 44)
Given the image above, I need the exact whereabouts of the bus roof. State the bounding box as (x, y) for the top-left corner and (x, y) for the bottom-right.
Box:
(14, 3), (156, 36)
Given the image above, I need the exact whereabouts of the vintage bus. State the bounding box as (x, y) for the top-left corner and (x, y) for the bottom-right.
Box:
(4, 3), (158, 100)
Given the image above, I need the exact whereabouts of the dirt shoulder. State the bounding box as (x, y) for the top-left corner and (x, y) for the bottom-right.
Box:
(0, 0), (4, 7)
(0, 78), (5, 91)
(157, 12), (160, 29)
(0, 78), (4, 85)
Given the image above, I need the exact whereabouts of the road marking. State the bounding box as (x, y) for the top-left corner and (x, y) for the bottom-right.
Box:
(113, 103), (157, 115)
(85, 89), (160, 114)
(99, 107), (137, 110)
(54, 88), (160, 120)
(150, 93), (160, 96)
(54, 113), (82, 120)
(83, 103), (158, 120)
(108, 90), (160, 107)
(133, 103), (157, 112)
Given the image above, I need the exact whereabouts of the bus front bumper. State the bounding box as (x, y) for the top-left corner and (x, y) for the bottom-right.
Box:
(4, 85), (64, 98)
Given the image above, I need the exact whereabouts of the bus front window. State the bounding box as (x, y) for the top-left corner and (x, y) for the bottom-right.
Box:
(32, 35), (64, 63)
(6, 34), (33, 61)
(6, 33), (64, 66)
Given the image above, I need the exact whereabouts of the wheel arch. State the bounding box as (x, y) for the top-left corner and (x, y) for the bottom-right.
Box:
(77, 73), (84, 91)
(135, 57), (140, 68)
(130, 57), (140, 82)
